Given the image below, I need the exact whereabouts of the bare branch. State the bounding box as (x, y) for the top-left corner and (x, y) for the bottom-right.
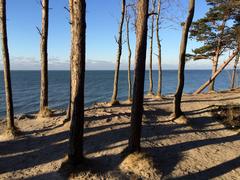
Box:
(36, 26), (42, 36)
(64, 6), (70, 13)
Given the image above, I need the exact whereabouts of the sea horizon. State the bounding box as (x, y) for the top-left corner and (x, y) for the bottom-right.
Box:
(0, 70), (239, 117)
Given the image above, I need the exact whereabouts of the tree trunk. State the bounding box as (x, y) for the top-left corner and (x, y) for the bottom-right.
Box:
(209, 19), (226, 92)
(148, 9), (154, 95)
(156, 0), (162, 98)
(172, 0), (195, 119)
(111, 0), (125, 105)
(209, 50), (219, 92)
(128, 0), (149, 153)
(68, 0), (86, 165)
(39, 0), (49, 114)
(231, 53), (239, 89)
(194, 49), (239, 94)
(0, 0), (15, 131)
(65, 0), (74, 121)
(126, 10), (132, 102)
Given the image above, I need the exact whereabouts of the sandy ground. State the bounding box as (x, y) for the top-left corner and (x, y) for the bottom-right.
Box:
(0, 89), (240, 179)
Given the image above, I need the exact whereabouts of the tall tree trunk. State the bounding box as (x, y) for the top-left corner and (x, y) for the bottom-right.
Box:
(126, 10), (132, 102)
(65, 0), (74, 121)
(148, 10), (154, 95)
(128, 0), (149, 153)
(111, 0), (126, 105)
(172, 0), (195, 119)
(0, 0), (15, 131)
(39, 0), (49, 115)
(156, 0), (162, 98)
(68, 0), (86, 165)
(231, 53), (239, 89)
(194, 49), (239, 94)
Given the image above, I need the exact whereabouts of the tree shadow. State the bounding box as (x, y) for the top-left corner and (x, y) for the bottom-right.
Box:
(171, 155), (240, 180)
(144, 134), (240, 179)
(1, 105), (239, 179)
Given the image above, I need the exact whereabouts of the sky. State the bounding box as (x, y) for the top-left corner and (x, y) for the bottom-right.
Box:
(0, 0), (221, 70)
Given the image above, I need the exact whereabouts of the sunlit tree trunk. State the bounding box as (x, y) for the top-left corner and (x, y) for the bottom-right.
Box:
(0, 0), (15, 132)
(209, 49), (220, 92)
(172, 0), (195, 119)
(156, 0), (162, 98)
(231, 53), (239, 89)
(68, 0), (86, 165)
(65, 0), (74, 121)
(39, 0), (49, 116)
(209, 19), (226, 92)
(126, 8), (132, 102)
(128, 0), (149, 153)
(148, 0), (155, 95)
(111, 0), (125, 105)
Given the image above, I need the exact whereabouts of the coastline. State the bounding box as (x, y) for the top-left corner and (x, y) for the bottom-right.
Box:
(0, 88), (240, 179)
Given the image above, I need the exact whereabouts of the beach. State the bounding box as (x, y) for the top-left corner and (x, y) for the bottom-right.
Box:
(0, 89), (240, 179)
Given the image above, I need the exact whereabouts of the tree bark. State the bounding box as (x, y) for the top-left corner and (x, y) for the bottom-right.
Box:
(172, 0), (195, 119)
(156, 0), (162, 97)
(128, 0), (149, 153)
(194, 49), (239, 94)
(126, 9), (132, 101)
(231, 53), (239, 89)
(68, 0), (86, 165)
(111, 0), (125, 105)
(208, 19), (227, 92)
(39, 0), (49, 113)
(0, 0), (14, 130)
(65, 0), (74, 121)
(209, 48), (220, 92)
(148, 8), (154, 95)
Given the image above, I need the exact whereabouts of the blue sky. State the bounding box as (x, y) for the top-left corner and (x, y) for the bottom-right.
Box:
(0, 0), (214, 70)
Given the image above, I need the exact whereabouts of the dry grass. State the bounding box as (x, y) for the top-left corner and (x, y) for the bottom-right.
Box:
(119, 152), (161, 179)
(211, 104), (240, 129)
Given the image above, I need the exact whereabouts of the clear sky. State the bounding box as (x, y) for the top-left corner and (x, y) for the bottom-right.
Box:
(0, 0), (214, 70)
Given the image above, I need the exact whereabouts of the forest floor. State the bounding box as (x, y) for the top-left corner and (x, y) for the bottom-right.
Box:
(0, 89), (240, 179)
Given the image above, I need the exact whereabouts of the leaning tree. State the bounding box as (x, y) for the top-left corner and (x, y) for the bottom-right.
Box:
(190, 0), (235, 92)
(0, 0), (15, 135)
(68, 0), (86, 165)
(171, 0), (195, 121)
(128, 0), (149, 153)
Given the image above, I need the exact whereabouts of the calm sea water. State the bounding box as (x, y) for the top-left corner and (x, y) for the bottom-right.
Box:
(0, 70), (239, 117)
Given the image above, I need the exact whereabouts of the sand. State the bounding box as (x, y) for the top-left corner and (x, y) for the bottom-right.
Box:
(0, 89), (240, 179)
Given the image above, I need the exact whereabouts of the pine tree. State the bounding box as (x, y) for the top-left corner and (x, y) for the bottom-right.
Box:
(190, 0), (237, 92)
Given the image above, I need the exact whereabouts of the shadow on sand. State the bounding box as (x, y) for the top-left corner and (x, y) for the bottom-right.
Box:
(0, 103), (239, 179)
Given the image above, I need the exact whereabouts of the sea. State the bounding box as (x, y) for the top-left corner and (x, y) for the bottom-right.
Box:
(0, 70), (239, 117)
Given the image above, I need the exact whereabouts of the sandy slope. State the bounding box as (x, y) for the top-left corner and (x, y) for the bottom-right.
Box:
(0, 89), (240, 179)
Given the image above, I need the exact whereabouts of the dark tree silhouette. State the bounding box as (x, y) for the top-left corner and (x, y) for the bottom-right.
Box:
(68, 0), (86, 165)
(0, 0), (15, 135)
(128, 0), (149, 153)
